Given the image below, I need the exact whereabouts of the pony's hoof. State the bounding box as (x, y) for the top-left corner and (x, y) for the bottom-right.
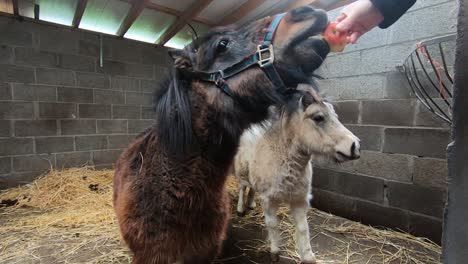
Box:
(270, 251), (280, 262)
(237, 211), (246, 217)
(301, 253), (317, 264)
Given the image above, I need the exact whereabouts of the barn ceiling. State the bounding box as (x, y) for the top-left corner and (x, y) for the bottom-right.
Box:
(0, 0), (343, 49)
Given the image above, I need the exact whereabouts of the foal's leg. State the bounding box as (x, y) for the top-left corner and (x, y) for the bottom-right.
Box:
(290, 202), (316, 264)
(246, 187), (256, 210)
(262, 199), (281, 262)
(237, 184), (246, 216)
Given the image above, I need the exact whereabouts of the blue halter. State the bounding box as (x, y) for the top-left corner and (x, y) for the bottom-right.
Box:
(190, 13), (287, 97)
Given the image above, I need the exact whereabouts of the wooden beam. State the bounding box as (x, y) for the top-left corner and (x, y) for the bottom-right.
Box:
(0, 0), (13, 14)
(155, 0), (213, 45)
(116, 0), (148, 37)
(117, 0), (215, 27)
(280, 0), (357, 12)
(12, 0), (18, 16)
(72, 0), (88, 28)
(219, 0), (266, 26)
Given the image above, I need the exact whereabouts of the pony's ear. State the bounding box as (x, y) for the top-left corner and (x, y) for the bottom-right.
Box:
(168, 48), (192, 69)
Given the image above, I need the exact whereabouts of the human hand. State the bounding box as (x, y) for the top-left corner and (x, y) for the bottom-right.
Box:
(335, 0), (384, 44)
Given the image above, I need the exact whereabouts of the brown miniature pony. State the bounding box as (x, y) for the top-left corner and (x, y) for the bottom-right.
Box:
(114, 6), (330, 264)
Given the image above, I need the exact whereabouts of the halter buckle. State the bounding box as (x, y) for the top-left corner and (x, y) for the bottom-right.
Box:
(257, 44), (274, 68)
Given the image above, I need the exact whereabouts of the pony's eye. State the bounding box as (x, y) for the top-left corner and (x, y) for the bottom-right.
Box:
(216, 39), (230, 53)
(312, 115), (325, 124)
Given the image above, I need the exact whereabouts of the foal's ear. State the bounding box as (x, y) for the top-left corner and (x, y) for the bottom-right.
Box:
(168, 48), (193, 69)
(300, 93), (315, 110)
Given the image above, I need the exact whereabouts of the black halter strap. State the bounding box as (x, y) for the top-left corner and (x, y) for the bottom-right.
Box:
(188, 13), (287, 98)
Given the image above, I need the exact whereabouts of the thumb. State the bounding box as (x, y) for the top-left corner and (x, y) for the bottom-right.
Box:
(336, 17), (354, 32)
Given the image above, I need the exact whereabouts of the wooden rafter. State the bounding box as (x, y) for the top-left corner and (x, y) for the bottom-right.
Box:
(280, 0), (356, 12)
(72, 0), (88, 28)
(219, 0), (265, 26)
(116, 0), (148, 37)
(145, 2), (215, 27)
(0, 0), (14, 14)
(12, 0), (18, 16)
(155, 0), (213, 45)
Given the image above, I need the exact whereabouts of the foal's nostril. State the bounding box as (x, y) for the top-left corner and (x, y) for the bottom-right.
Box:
(351, 142), (356, 154)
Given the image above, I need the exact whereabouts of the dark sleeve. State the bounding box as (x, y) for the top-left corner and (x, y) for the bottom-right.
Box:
(370, 0), (416, 28)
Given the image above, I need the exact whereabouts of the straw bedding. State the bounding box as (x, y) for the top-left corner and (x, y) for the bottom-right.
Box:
(0, 167), (441, 263)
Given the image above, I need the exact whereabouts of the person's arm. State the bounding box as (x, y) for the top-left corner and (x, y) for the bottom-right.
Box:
(370, 0), (416, 28)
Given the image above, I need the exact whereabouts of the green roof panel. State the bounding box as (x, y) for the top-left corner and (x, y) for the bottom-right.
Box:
(124, 8), (176, 44)
(79, 0), (131, 35)
(37, 0), (79, 26)
(165, 21), (210, 49)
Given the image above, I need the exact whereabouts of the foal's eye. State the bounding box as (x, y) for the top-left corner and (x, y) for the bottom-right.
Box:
(216, 39), (230, 53)
(312, 115), (325, 124)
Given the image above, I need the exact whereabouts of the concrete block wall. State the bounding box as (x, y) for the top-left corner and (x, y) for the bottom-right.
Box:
(312, 0), (457, 243)
(0, 16), (171, 189)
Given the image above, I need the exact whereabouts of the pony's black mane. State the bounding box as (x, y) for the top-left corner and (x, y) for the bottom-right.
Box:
(153, 69), (194, 157)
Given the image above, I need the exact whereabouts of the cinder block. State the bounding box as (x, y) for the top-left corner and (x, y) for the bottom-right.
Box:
(0, 45), (13, 64)
(108, 134), (136, 149)
(0, 26), (33, 47)
(78, 104), (111, 119)
(387, 181), (446, 218)
(316, 52), (361, 78)
(413, 157), (448, 190)
(408, 0), (449, 12)
(312, 189), (358, 221)
(0, 64), (35, 83)
(414, 100), (450, 128)
(39, 102), (77, 119)
(353, 198), (410, 231)
(408, 212), (442, 244)
(38, 28), (80, 54)
(411, 2), (457, 41)
(14, 47), (57, 68)
(57, 87), (94, 103)
(344, 27), (388, 52)
(35, 136), (74, 154)
(76, 72), (110, 89)
(92, 149), (123, 165)
(36, 68), (75, 86)
(76, 135), (108, 151)
(317, 75), (385, 100)
(56, 151), (92, 168)
(0, 120), (10, 137)
(0, 102), (34, 119)
(61, 120), (96, 135)
(93, 90), (125, 105)
(0, 83), (11, 100)
(141, 106), (154, 119)
(97, 60), (153, 79)
(0, 138), (34, 156)
(0, 171), (42, 189)
(0, 157), (11, 174)
(97, 120), (127, 134)
(360, 44), (413, 75)
(322, 150), (413, 182)
(111, 76), (140, 91)
(128, 120), (154, 133)
(125, 92), (153, 106)
(333, 101), (359, 124)
(14, 120), (57, 137)
(140, 79), (158, 93)
(383, 127), (449, 158)
(12, 84), (57, 102)
(112, 105), (140, 119)
(313, 168), (385, 203)
(361, 99), (416, 126)
(13, 154), (55, 172)
(384, 71), (415, 99)
(105, 38), (142, 64)
(346, 125), (383, 151)
(57, 54), (96, 72)
(141, 49), (170, 66)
